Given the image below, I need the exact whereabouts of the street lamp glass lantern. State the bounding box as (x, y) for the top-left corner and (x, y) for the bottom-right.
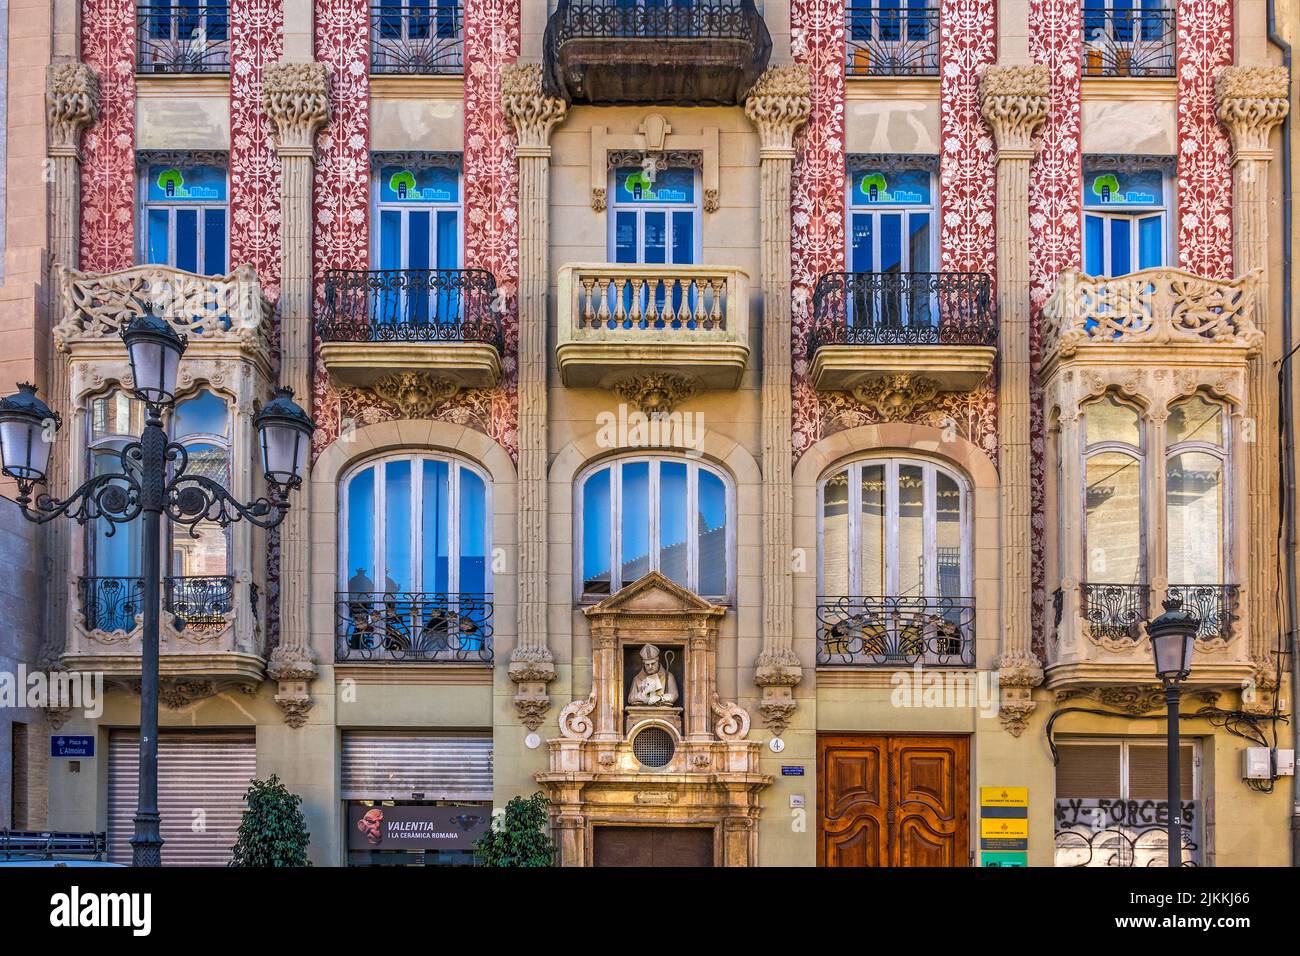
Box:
(121, 315), (187, 407)
(0, 383), (61, 484)
(254, 387), (315, 487)
(1147, 598), (1199, 683)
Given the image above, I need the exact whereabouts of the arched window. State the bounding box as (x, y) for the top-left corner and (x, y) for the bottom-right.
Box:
(1082, 394), (1144, 585)
(338, 453), (492, 662)
(85, 390), (147, 631)
(817, 456), (973, 666)
(576, 456), (732, 600)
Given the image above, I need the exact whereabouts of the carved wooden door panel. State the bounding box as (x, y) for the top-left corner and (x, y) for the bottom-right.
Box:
(819, 734), (969, 867)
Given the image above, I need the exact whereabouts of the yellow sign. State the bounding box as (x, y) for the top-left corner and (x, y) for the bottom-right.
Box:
(980, 786), (1028, 808)
(980, 817), (1029, 840)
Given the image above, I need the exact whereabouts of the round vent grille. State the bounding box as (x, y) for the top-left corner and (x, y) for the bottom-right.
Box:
(632, 726), (676, 768)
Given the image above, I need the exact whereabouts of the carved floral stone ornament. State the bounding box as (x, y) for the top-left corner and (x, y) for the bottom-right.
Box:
(611, 372), (698, 414)
(262, 61), (331, 151)
(978, 64), (1051, 153)
(370, 371), (460, 418)
(743, 64), (812, 155)
(46, 61), (99, 154)
(502, 63), (568, 151)
(851, 374), (941, 420)
(1215, 66), (1291, 157)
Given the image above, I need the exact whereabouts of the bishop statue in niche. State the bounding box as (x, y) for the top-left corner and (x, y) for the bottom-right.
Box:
(627, 644), (679, 707)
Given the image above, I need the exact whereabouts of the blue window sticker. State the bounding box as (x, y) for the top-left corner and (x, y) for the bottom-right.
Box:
(146, 164), (227, 203)
(850, 168), (931, 207)
(379, 165), (460, 204)
(1083, 167), (1164, 207)
(613, 166), (696, 205)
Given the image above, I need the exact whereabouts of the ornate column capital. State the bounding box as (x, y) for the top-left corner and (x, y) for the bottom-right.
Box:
(979, 64), (1050, 158)
(743, 64), (812, 159)
(46, 61), (99, 158)
(502, 63), (568, 155)
(262, 61), (331, 155)
(1216, 66), (1291, 161)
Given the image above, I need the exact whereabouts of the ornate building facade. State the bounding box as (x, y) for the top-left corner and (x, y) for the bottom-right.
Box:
(0, 0), (1296, 866)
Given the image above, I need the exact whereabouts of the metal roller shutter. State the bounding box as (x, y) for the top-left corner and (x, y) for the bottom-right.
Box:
(341, 732), (492, 801)
(107, 731), (256, 866)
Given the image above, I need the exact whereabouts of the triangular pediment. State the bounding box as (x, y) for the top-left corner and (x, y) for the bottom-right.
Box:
(583, 571), (725, 618)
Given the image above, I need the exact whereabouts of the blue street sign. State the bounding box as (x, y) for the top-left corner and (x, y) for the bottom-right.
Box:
(50, 735), (94, 758)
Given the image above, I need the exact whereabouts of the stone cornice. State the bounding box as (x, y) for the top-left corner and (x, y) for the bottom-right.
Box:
(979, 64), (1051, 157)
(743, 64), (812, 158)
(501, 63), (567, 153)
(46, 61), (99, 157)
(1216, 66), (1291, 160)
(262, 61), (330, 154)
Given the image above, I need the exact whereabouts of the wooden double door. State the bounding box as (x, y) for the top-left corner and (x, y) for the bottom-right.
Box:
(592, 826), (715, 867)
(818, 734), (970, 867)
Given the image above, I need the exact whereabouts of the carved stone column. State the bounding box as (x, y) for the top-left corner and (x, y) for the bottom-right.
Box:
(1216, 66), (1290, 711)
(979, 65), (1050, 736)
(41, 62), (99, 667)
(743, 66), (811, 738)
(501, 64), (568, 729)
(262, 62), (329, 727)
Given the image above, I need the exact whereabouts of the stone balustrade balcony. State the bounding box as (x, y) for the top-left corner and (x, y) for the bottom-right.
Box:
(555, 262), (751, 394)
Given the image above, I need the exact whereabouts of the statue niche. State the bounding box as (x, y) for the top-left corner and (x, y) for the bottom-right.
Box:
(625, 642), (683, 734)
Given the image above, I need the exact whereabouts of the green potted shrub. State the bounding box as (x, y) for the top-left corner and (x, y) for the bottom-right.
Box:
(475, 792), (555, 867)
(229, 774), (311, 867)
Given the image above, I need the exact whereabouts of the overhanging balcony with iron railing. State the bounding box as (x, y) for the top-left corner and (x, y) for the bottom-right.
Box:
(845, 2), (939, 77)
(808, 271), (997, 395)
(316, 268), (503, 389)
(555, 262), (750, 391)
(1081, 1), (1176, 78)
(336, 592), (494, 664)
(67, 574), (260, 682)
(136, 3), (230, 74)
(370, 2), (464, 74)
(816, 594), (975, 667)
(542, 0), (772, 106)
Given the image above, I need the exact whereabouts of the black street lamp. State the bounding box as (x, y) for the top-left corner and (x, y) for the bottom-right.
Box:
(0, 318), (313, 867)
(1146, 596), (1200, 868)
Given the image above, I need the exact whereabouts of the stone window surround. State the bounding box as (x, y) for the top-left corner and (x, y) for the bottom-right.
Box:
(589, 115), (720, 213)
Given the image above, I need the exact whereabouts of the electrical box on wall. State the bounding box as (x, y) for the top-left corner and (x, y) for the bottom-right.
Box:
(1275, 750), (1296, 776)
(1241, 747), (1272, 780)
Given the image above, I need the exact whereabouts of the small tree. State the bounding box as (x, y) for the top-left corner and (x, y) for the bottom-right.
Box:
(475, 792), (555, 867)
(230, 774), (311, 867)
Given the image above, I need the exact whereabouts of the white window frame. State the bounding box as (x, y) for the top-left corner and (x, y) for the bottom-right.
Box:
(370, 165), (465, 271)
(1081, 165), (1172, 277)
(338, 452), (493, 596)
(815, 455), (973, 599)
(1164, 395), (1231, 586)
(843, 168), (938, 273)
(607, 166), (703, 265)
(574, 454), (735, 602)
(1080, 394), (1147, 585)
(137, 164), (229, 272)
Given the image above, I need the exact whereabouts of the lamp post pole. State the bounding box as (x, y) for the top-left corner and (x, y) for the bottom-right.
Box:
(1147, 596), (1199, 869)
(0, 318), (315, 867)
(1164, 681), (1182, 869)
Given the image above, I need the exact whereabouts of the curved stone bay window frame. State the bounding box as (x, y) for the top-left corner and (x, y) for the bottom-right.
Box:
(816, 455), (976, 667)
(1041, 266), (1258, 692)
(575, 454), (735, 603)
(55, 263), (275, 684)
(336, 451), (493, 663)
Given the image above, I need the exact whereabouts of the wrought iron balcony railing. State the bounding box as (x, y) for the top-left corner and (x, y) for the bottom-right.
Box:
(370, 3), (464, 74)
(1166, 584), (1239, 643)
(816, 594), (976, 667)
(136, 3), (230, 74)
(542, 0), (771, 105)
(80, 575), (235, 633)
(1081, 582), (1150, 643)
(809, 271), (997, 354)
(845, 3), (939, 77)
(317, 268), (503, 350)
(336, 591), (494, 663)
(1081, 2), (1176, 78)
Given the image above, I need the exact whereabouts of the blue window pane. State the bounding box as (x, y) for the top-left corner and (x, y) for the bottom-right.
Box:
(851, 168), (931, 207)
(146, 209), (171, 265)
(582, 468), (612, 593)
(1138, 214), (1164, 270)
(643, 212), (667, 265)
(658, 462), (689, 586)
(613, 166), (695, 205)
(421, 459), (450, 594)
(378, 209), (402, 270)
(384, 459), (412, 592)
(203, 208), (226, 275)
(173, 389), (228, 439)
(1084, 215), (1105, 274)
(378, 165), (459, 204)
(851, 214), (874, 273)
(908, 211), (931, 272)
(621, 461), (651, 582)
(698, 470), (727, 596)
(458, 469), (487, 594)
(614, 211), (638, 264)
(671, 211), (694, 265)
(1110, 217), (1131, 277)
(407, 210), (431, 324)
(175, 208), (199, 273)
(1083, 168), (1164, 207)
(879, 214), (902, 273)
(146, 164), (226, 203)
(436, 210), (458, 270)
(347, 467), (376, 592)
